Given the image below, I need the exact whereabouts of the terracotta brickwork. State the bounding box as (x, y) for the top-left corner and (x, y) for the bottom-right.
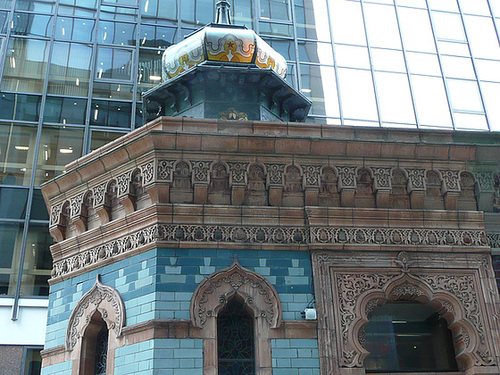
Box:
(40, 117), (500, 375)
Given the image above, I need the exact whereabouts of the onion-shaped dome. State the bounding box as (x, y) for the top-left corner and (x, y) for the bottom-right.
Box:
(161, 24), (287, 81)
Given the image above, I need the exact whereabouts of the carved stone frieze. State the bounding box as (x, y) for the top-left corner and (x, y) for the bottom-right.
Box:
(51, 225), (158, 279)
(190, 259), (282, 329)
(191, 160), (211, 184)
(405, 168), (426, 191)
(310, 226), (487, 247)
(157, 159), (176, 182)
(302, 165), (322, 187)
(337, 166), (356, 189)
(66, 275), (125, 351)
(372, 167), (392, 190)
(488, 233), (500, 249)
(265, 163), (286, 185)
(227, 162), (248, 185)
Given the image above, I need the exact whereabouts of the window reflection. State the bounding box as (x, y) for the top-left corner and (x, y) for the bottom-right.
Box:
(140, 24), (176, 48)
(259, 22), (293, 38)
(181, 0), (213, 26)
(15, 0), (54, 13)
(294, 0), (330, 41)
(96, 47), (134, 81)
(48, 42), (92, 97)
(98, 20), (137, 46)
(138, 48), (163, 92)
(0, 11), (7, 33)
(44, 97), (87, 124)
(23, 348), (43, 375)
(58, 0), (97, 17)
(260, 0), (290, 21)
(1, 38), (49, 93)
(300, 64), (339, 117)
(0, 223), (23, 296)
(36, 126), (84, 184)
(11, 12), (53, 37)
(55, 17), (95, 42)
(21, 224), (52, 296)
(0, 122), (37, 186)
(298, 41), (333, 65)
(100, 5), (137, 22)
(263, 38), (295, 61)
(90, 130), (127, 152)
(141, 0), (177, 23)
(31, 189), (49, 221)
(90, 100), (132, 128)
(93, 82), (135, 100)
(0, 1), (12, 10)
(233, 0), (253, 28)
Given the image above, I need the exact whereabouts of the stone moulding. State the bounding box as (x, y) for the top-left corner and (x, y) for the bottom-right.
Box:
(312, 252), (500, 375)
(49, 222), (489, 280)
(65, 275), (125, 352)
(190, 258), (282, 329)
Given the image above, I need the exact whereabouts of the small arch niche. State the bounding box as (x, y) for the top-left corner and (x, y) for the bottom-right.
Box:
(363, 302), (458, 373)
(217, 298), (255, 375)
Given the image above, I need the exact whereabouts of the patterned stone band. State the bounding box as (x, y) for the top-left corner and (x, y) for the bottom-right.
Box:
(50, 223), (489, 279)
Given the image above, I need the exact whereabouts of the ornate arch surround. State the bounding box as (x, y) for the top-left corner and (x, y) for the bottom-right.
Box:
(66, 275), (125, 352)
(190, 259), (282, 375)
(313, 252), (499, 375)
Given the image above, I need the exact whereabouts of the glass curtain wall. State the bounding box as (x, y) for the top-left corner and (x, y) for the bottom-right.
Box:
(0, 0), (500, 305)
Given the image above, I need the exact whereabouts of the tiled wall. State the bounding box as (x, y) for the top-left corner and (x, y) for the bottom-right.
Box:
(271, 339), (321, 375)
(44, 247), (315, 366)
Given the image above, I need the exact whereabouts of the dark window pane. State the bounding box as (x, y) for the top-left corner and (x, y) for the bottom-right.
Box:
(31, 189), (49, 221)
(55, 17), (95, 42)
(0, 93), (42, 122)
(100, 5), (137, 22)
(11, 12), (53, 37)
(23, 348), (42, 375)
(0, 222), (23, 296)
(0, 187), (28, 219)
(264, 38), (295, 60)
(259, 21), (293, 38)
(364, 302), (458, 372)
(93, 82), (135, 100)
(138, 48), (163, 92)
(90, 100), (132, 128)
(21, 223), (52, 296)
(181, 0), (213, 26)
(44, 97), (87, 124)
(0, 11), (8, 33)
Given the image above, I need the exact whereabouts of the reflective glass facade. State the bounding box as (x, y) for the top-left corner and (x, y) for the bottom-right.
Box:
(0, 0), (499, 322)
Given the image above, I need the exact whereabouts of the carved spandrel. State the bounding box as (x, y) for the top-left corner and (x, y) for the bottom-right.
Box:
(49, 202), (64, 227)
(227, 162), (248, 185)
(92, 182), (107, 207)
(405, 168), (426, 191)
(371, 167), (392, 190)
(265, 163), (286, 185)
(302, 165), (322, 187)
(69, 193), (86, 220)
(337, 166), (356, 190)
(117, 171), (133, 198)
(440, 169), (461, 193)
(140, 161), (155, 186)
(191, 160), (211, 184)
(157, 159), (176, 182)
(475, 171), (494, 192)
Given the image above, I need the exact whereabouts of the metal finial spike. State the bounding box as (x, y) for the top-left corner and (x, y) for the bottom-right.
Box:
(216, 0), (232, 25)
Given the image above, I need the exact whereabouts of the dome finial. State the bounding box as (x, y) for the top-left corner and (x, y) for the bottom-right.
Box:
(216, 0), (231, 25)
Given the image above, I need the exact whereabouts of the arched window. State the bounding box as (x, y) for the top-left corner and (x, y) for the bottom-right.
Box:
(363, 302), (458, 373)
(80, 311), (109, 375)
(217, 299), (255, 375)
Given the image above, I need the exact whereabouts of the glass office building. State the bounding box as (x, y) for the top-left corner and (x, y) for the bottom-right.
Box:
(0, 0), (500, 372)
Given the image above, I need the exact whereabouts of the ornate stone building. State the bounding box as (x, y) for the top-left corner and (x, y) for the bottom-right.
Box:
(39, 2), (500, 375)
